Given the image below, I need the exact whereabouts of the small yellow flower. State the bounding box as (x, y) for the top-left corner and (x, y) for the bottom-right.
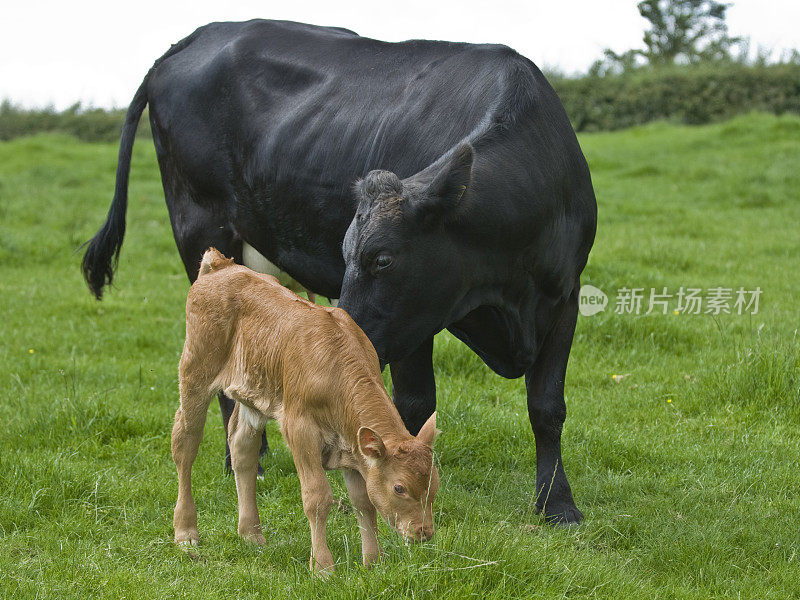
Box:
(28, 349), (34, 354)
(667, 398), (672, 403)
(673, 309), (680, 315)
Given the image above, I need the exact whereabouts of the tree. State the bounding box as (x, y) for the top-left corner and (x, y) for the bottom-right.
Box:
(600, 0), (741, 73)
(637, 0), (740, 64)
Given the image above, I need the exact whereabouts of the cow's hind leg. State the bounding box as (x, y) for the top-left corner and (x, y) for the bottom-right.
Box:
(390, 337), (436, 435)
(526, 290), (584, 525)
(165, 199), (269, 474)
(172, 382), (214, 545)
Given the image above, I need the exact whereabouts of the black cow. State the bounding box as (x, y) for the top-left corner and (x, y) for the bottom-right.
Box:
(82, 19), (596, 524)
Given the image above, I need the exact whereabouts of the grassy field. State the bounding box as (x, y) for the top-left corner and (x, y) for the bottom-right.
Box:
(0, 113), (798, 599)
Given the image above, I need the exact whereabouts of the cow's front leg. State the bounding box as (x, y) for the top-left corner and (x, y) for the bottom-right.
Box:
(525, 293), (583, 525)
(342, 469), (381, 567)
(389, 337), (436, 435)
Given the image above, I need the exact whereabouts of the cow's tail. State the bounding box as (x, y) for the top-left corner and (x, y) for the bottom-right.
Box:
(81, 33), (198, 299)
(81, 81), (147, 299)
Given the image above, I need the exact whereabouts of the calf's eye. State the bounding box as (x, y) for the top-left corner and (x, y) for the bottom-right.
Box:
(393, 484), (406, 495)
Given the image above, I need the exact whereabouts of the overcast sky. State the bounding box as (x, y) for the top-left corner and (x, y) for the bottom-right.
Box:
(2, 0), (798, 109)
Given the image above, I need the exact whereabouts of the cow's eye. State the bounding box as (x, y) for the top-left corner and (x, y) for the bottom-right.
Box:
(393, 484), (406, 495)
(375, 254), (393, 270)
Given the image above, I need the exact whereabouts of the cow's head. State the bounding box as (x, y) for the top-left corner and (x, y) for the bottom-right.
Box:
(339, 143), (473, 365)
(358, 412), (440, 541)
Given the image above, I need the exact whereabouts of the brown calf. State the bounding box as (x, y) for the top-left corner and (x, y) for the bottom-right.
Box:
(171, 248), (440, 573)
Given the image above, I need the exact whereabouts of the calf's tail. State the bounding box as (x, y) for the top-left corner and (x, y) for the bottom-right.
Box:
(81, 33), (198, 299)
(198, 248), (235, 277)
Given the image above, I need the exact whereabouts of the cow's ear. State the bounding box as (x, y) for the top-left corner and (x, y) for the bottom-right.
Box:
(417, 143), (473, 218)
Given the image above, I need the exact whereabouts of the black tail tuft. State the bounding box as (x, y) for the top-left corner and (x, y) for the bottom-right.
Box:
(81, 209), (127, 299)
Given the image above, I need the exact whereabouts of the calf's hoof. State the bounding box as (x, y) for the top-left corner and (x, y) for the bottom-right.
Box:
(362, 551), (382, 568)
(238, 522), (266, 545)
(310, 557), (335, 577)
(537, 502), (584, 526)
(242, 532), (267, 546)
(175, 530), (200, 546)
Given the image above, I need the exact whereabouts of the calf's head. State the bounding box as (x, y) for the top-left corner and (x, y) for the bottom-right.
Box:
(357, 412), (440, 541)
(339, 144), (473, 365)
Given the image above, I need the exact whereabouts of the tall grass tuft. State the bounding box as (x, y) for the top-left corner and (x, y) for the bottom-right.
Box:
(705, 333), (800, 418)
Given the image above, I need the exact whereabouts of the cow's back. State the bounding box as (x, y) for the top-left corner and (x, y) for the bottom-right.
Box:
(149, 20), (511, 173)
(147, 19), (588, 298)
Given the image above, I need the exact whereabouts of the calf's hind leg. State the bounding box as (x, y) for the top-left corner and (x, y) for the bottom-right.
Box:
(162, 187), (270, 474)
(171, 382), (214, 545)
(228, 403), (267, 544)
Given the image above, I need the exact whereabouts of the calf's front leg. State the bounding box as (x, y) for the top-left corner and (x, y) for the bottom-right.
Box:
(286, 422), (334, 573)
(298, 465), (334, 573)
(343, 469), (381, 567)
(219, 391), (269, 476)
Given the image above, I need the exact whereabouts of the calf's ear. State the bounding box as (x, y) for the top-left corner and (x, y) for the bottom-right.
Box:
(358, 427), (387, 464)
(415, 143), (473, 219)
(416, 412), (441, 447)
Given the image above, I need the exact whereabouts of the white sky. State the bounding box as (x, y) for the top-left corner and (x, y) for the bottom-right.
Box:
(2, 0), (798, 109)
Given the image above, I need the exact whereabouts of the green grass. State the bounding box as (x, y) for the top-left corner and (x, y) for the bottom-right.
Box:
(1, 113), (798, 599)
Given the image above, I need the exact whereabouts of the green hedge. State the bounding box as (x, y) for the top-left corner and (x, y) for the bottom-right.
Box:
(0, 101), (151, 143)
(551, 62), (800, 132)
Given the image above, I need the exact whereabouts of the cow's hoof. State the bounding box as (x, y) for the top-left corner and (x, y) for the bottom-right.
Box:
(257, 462), (265, 480)
(537, 503), (584, 526)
